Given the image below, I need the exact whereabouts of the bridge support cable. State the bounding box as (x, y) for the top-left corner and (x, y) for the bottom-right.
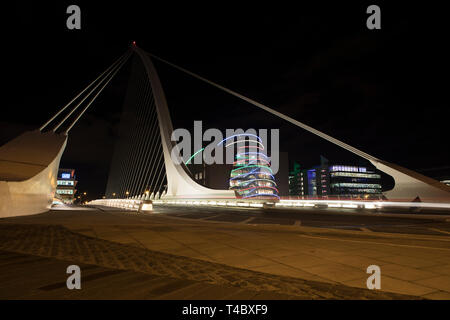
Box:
(135, 68), (166, 197)
(53, 53), (127, 133)
(39, 50), (130, 132)
(155, 153), (168, 195)
(54, 52), (128, 132)
(127, 87), (156, 196)
(125, 87), (153, 197)
(126, 78), (161, 197)
(139, 101), (164, 192)
(138, 108), (163, 194)
(121, 77), (150, 196)
(145, 147), (162, 193)
(113, 77), (143, 198)
(130, 96), (158, 196)
(64, 52), (132, 134)
(119, 72), (148, 197)
(106, 56), (147, 198)
(132, 97), (159, 195)
(150, 148), (165, 194)
(143, 124), (165, 194)
(131, 88), (166, 197)
(105, 55), (168, 199)
(147, 52), (379, 162)
(154, 140), (167, 192)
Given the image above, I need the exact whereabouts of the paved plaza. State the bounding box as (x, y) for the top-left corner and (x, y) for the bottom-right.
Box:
(1, 205), (450, 299)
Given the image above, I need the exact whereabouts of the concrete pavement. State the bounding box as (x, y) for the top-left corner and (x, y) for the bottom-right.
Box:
(0, 250), (300, 299)
(1, 206), (449, 299)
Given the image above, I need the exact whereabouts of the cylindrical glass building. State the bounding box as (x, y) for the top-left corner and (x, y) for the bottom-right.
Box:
(229, 140), (279, 200)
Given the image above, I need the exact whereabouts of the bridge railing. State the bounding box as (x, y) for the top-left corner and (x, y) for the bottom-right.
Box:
(88, 198), (142, 210)
(88, 197), (450, 212)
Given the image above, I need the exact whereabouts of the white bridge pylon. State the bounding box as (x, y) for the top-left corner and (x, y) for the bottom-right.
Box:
(133, 47), (235, 199)
(133, 46), (450, 202)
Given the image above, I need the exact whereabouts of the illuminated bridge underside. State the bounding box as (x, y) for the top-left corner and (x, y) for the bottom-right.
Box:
(0, 130), (67, 217)
(372, 160), (450, 201)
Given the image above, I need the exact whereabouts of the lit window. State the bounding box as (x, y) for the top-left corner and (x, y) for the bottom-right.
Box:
(57, 180), (74, 186)
(56, 189), (73, 195)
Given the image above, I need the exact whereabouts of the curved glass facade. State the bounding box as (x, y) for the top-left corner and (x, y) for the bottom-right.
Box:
(229, 141), (279, 200)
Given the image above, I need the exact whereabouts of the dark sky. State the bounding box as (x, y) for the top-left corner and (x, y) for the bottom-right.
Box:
(3, 1), (450, 200)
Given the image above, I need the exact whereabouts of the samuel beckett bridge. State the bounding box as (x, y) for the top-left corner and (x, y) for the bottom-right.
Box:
(1, 43), (450, 218)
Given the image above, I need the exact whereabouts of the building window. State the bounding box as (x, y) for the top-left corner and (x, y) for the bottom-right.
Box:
(330, 172), (380, 179)
(57, 180), (74, 186)
(56, 189), (73, 195)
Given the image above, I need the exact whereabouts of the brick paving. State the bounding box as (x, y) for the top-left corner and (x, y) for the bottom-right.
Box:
(0, 223), (413, 299)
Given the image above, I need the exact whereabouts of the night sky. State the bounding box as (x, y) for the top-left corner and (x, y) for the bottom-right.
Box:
(3, 2), (450, 200)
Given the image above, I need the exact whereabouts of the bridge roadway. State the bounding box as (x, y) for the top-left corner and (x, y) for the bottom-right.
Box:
(0, 205), (449, 299)
(149, 204), (450, 236)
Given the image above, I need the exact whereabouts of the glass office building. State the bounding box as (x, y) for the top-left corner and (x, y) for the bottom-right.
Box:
(328, 165), (382, 198)
(289, 163), (382, 199)
(56, 169), (78, 203)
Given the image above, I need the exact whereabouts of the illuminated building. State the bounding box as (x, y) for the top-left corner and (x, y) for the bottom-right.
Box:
(56, 169), (77, 203)
(188, 151), (288, 197)
(289, 158), (382, 199)
(289, 161), (304, 196)
(185, 134), (279, 200)
(327, 165), (382, 198)
(229, 138), (279, 200)
(288, 164), (315, 198)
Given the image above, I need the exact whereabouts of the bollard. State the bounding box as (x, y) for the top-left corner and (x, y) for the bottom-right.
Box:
(139, 200), (153, 213)
(263, 202), (276, 209)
